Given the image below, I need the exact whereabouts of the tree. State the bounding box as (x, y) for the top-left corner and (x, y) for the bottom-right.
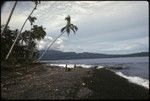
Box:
(1, 25), (26, 81)
(31, 25), (46, 40)
(61, 15), (78, 36)
(19, 30), (31, 45)
(5, 1), (40, 60)
(19, 25), (46, 59)
(37, 15), (78, 61)
(1, 25), (46, 75)
(1, 1), (45, 81)
(1, 25), (18, 61)
(19, 25), (46, 45)
(28, 16), (37, 28)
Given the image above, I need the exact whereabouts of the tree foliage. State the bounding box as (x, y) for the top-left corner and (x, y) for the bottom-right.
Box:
(37, 15), (78, 61)
(28, 16), (37, 27)
(61, 15), (78, 36)
(1, 24), (46, 65)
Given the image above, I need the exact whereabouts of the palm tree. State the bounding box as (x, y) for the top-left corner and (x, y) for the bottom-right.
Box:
(5, 1), (40, 60)
(19, 25), (46, 46)
(28, 16), (37, 28)
(31, 25), (46, 40)
(19, 30), (31, 45)
(1, 25), (17, 61)
(37, 15), (78, 61)
(18, 25), (46, 71)
(61, 15), (78, 36)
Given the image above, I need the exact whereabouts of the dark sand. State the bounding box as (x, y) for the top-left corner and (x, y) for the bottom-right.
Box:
(1, 64), (149, 100)
(83, 68), (149, 100)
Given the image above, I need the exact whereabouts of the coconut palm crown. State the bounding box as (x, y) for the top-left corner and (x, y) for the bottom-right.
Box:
(61, 15), (78, 36)
(28, 16), (37, 28)
(37, 15), (78, 61)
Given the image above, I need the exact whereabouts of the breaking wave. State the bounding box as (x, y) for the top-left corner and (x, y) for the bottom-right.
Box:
(48, 64), (104, 69)
(116, 72), (149, 89)
(47, 64), (93, 68)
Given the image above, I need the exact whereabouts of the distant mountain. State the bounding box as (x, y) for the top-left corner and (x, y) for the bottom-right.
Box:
(39, 50), (149, 60)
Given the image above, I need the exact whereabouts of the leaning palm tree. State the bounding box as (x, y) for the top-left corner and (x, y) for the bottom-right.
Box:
(61, 15), (78, 36)
(5, 1), (40, 60)
(28, 16), (37, 28)
(37, 15), (78, 61)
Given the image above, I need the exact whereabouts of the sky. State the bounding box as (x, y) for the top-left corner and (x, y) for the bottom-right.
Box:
(1, 1), (149, 54)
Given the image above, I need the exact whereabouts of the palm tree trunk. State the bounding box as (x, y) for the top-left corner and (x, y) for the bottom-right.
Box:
(5, 4), (37, 60)
(36, 32), (64, 61)
(1, 1), (17, 35)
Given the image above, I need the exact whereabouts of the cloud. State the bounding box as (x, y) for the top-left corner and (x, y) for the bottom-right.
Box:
(1, 1), (148, 54)
(37, 36), (52, 50)
(76, 36), (149, 54)
(37, 36), (64, 50)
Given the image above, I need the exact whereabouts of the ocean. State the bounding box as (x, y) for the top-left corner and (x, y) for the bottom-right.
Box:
(41, 56), (149, 89)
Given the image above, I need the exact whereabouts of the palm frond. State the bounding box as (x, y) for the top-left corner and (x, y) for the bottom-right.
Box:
(74, 25), (78, 31)
(32, 17), (37, 20)
(32, 0), (41, 5)
(66, 27), (70, 36)
(70, 25), (75, 34)
(61, 16), (78, 36)
(70, 24), (78, 31)
(28, 16), (37, 25)
(61, 26), (66, 33)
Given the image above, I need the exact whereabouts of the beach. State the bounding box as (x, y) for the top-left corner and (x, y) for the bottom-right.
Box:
(1, 64), (149, 100)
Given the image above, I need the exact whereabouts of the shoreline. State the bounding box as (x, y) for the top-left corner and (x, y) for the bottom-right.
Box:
(82, 68), (149, 99)
(1, 64), (149, 99)
(40, 63), (149, 89)
(106, 68), (149, 89)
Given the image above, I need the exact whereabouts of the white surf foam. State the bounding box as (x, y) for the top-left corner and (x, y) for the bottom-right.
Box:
(76, 64), (93, 68)
(48, 63), (105, 69)
(97, 65), (104, 69)
(47, 63), (94, 68)
(116, 72), (149, 89)
(48, 64), (66, 67)
(66, 64), (74, 68)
